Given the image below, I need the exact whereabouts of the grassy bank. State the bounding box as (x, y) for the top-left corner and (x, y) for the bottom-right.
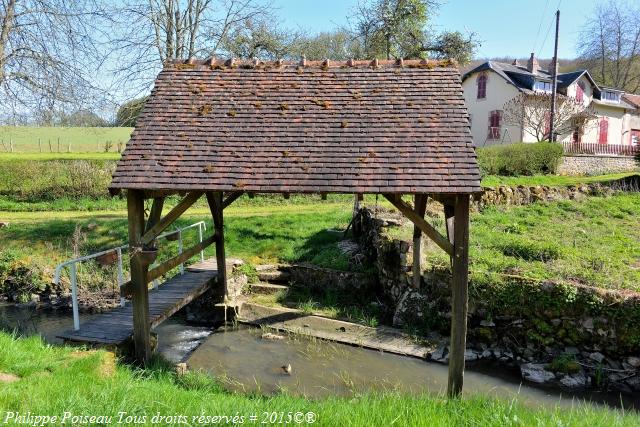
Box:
(480, 172), (638, 187)
(0, 154), (635, 211)
(0, 332), (636, 426)
(1, 193), (638, 294)
(0, 126), (132, 153)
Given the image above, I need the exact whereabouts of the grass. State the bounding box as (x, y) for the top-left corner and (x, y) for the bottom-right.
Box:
(0, 152), (121, 161)
(2, 193), (639, 295)
(0, 126), (132, 153)
(481, 172), (638, 187)
(0, 332), (637, 426)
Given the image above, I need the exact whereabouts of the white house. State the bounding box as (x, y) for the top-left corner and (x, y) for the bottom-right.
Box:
(461, 53), (640, 148)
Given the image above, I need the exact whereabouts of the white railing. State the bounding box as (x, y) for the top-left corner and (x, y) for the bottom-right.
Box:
(53, 221), (207, 331)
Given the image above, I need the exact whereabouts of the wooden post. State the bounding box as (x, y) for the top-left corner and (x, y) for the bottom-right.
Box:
(127, 190), (152, 363)
(447, 194), (470, 397)
(206, 192), (227, 297)
(444, 201), (455, 247)
(412, 194), (427, 289)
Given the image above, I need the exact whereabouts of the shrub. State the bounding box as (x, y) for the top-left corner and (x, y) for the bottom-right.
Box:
(476, 142), (564, 176)
(0, 159), (115, 200)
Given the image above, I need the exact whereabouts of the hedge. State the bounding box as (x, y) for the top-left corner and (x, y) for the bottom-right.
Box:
(476, 142), (564, 176)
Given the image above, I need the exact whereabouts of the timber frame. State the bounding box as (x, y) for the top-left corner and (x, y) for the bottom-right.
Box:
(124, 189), (470, 397)
(111, 58), (480, 397)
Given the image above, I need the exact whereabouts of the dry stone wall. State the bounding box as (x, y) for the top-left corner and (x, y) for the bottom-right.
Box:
(558, 155), (639, 176)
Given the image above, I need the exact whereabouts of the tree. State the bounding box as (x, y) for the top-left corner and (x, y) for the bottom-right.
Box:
(109, 0), (272, 95)
(219, 17), (293, 60)
(577, 0), (640, 92)
(502, 93), (597, 142)
(116, 97), (148, 127)
(0, 0), (108, 122)
(354, 0), (431, 60)
(289, 30), (365, 61)
(351, 0), (478, 63)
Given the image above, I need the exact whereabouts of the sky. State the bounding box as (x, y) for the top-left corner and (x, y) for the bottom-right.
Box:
(271, 0), (605, 59)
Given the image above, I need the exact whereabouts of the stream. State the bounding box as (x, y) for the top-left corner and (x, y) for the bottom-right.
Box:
(1, 303), (638, 411)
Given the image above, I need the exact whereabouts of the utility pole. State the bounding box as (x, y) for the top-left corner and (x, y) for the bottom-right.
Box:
(549, 10), (560, 142)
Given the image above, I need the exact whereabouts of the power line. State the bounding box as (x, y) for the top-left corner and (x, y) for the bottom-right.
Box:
(532, 0), (551, 53)
(538, 0), (563, 56)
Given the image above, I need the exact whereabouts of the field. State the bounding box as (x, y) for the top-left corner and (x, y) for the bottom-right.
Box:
(0, 126), (133, 153)
(0, 332), (636, 426)
(1, 193), (639, 293)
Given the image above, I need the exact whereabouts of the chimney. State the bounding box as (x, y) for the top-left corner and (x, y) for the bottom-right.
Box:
(512, 59), (521, 67)
(527, 52), (539, 74)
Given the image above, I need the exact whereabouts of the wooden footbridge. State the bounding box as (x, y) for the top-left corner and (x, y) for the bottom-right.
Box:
(58, 259), (220, 345)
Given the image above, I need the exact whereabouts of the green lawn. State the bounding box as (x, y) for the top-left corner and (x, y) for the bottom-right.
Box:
(480, 172), (638, 187)
(0, 152), (121, 161)
(0, 332), (635, 427)
(1, 193), (639, 292)
(0, 126), (132, 153)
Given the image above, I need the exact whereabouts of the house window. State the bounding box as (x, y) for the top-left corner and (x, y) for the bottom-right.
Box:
(477, 74), (487, 99)
(598, 117), (608, 144)
(631, 129), (640, 145)
(534, 80), (553, 92)
(488, 110), (502, 139)
(602, 91), (620, 103)
(576, 82), (585, 103)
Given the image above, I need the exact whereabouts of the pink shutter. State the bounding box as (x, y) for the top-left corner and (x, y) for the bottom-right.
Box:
(599, 118), (608, 144)
(576, 82), (584, 103)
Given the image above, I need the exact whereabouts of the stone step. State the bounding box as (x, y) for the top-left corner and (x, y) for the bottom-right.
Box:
(237, 302), (436, 359)
(257, 270), (291, 283)
(248, 283), (289, 295)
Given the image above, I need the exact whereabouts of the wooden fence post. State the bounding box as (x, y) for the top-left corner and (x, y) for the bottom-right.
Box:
(447, 194), (470, 397)
(127, 190), (152, 363)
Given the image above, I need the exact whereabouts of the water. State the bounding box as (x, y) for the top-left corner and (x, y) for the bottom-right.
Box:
(1, 303), (637, 411)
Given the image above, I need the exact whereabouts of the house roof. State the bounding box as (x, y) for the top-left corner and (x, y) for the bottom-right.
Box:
(461, 60), (598, 92)
(110, 58), (481, 195)
(623, 93), (640, 109)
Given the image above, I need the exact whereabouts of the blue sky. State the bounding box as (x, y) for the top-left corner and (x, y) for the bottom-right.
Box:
(271, 0), (604, 59)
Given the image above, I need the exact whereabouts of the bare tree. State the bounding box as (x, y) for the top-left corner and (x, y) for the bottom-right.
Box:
(503, 93), (597, 142)
(109, 0), (271, 96)
(0, 0), (110, 123)
(577, 0), (640, 92)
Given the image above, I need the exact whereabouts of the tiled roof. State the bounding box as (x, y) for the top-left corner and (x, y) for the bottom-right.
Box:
(110, 58), (481, 195)
(462, 61), (598, 92)
(623, 93), (640, 109)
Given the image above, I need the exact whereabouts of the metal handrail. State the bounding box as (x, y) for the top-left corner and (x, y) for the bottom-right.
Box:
(54, 221), (207, 330)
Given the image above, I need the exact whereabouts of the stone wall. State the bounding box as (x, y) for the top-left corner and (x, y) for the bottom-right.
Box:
(474, 175), (639, 209)
(558, 155), (639, 176)
(355, 207), (640, 392)
(287, 263), (377, 292)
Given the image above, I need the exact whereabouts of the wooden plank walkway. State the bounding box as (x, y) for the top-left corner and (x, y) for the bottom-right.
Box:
(57, 259), (219, 345)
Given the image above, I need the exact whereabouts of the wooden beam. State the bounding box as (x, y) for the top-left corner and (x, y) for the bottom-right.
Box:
(148, 235), (217, 282)
(120, 234), (218, 296)
(412, 194), (428, 289)
(223, 191), (244, 209)
(206, 192), (227, 297)
(383, 194), (454, 256)
(144, 197), (165, 234)
(127, 190), (151, 364)
(447, 194), (470, 397)
(140, 192), (202, 246)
